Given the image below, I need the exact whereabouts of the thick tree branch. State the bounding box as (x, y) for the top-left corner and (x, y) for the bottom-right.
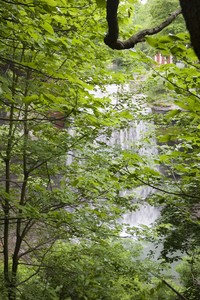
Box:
(104, 0), (182, 50)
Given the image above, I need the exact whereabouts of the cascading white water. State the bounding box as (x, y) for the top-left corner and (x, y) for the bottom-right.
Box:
(93, 84), (160, 231)
(122, 187), (160, 228)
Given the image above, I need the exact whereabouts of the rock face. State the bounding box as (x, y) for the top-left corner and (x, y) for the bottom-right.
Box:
(191, 204), (200, 220)
(152, 105), (181, 114)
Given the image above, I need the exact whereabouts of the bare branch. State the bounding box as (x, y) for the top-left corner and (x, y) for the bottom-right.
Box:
(18, 237), (57, 259)
(104, 0), (182, 50)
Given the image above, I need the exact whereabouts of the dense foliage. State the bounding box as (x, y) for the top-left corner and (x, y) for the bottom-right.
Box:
(0, 0), (199, 299)
(0, 0), (137, 298)
(143, 27), (200, 300)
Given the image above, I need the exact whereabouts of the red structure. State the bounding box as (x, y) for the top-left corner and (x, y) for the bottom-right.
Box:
(154, 53), (173, 64)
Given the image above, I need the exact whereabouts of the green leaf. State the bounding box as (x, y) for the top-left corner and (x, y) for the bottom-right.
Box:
(23, 95), (39, 104)
(166, 109), (180, 118)
(41, 0), (57, 6)
(145, 37), (158, 47)
(96, 0), (106, 8)
(53, 15), (67, 26)
(41, 22), (54, 34)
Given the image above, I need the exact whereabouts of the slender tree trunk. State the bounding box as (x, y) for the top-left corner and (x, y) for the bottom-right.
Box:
(3, 45), (27, 300)
(9, 64), (30, 299)
(3, 60), (17, 297)
(3, 158), (11, 296)
(3, 102), (14, 299)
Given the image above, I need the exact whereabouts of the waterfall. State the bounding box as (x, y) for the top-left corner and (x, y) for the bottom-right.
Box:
(93, 84), (160, 231)
(122, 187), (160, 228)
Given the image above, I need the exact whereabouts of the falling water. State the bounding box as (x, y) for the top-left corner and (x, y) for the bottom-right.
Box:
(93, 84), (160, 231)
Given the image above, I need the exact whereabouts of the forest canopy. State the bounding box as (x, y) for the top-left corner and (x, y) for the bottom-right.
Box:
(0, 0), (199, 300)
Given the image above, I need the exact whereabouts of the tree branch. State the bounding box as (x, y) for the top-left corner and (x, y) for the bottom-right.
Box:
(162, 279), (189, 300)
(104, 0), (182, 50)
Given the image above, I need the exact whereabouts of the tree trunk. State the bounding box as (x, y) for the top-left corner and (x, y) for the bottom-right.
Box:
(180, 0), (200, 60)
(3, 103), (14, 300)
